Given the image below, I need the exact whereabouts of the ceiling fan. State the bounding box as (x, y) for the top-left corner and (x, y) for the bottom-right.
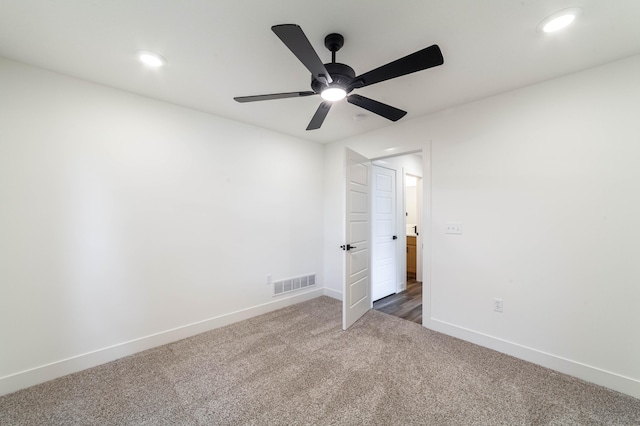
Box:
(234, 24), (444, 130)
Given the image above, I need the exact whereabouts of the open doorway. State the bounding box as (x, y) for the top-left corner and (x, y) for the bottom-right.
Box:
(371, 153), (423, 324)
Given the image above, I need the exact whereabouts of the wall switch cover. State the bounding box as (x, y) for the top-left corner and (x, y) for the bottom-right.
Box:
(445, 223), (462, 234)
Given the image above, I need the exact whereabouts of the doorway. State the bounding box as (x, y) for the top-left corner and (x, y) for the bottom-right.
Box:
(371, 154), (423, 324)
(342, 148), (425, 330)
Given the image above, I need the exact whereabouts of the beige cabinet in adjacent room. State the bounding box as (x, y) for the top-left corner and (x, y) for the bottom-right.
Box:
(406, 235), (416, 279)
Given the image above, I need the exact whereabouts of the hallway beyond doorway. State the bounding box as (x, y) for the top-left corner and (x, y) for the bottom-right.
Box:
(372, 279), (422, 324)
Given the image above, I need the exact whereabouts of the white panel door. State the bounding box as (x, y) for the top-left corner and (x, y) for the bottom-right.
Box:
(371, 165), (397, 302)
(343, 148), (371, 330)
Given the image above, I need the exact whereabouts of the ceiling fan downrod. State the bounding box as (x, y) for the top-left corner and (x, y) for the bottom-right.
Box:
(324, 33), (344, 64)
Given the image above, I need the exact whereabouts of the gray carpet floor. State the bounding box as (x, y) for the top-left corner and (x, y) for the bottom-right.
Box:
(1, 296), (639, 425)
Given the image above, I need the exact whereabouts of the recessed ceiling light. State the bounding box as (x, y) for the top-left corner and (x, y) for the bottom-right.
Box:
(321, 87), (347, 102)
(137, 50), (166, 67)
(538, 7), (583, 33)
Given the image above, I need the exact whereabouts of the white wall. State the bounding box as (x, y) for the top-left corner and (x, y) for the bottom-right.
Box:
(324, 54), (640, 398)
(405, 185), (417, 226)
(0, 57), (324, 395)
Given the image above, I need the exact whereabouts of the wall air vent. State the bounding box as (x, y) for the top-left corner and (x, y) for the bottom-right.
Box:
(273, 273), (316, 296)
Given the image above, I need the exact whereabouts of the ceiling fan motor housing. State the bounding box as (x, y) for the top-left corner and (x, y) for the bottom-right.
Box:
(311, 62), (355, 94)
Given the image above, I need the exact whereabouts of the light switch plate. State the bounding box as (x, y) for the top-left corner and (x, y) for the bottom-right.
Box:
(445, 222), (462, 234)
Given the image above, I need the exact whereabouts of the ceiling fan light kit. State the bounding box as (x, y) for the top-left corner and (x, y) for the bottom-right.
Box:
(234, 24), (444, 130)
(321, 87), (347, 102)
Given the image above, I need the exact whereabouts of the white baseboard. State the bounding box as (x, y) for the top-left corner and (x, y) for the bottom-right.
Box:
(424, 317), (640, 400)
(0, 288), (323, 397)
(323, 287), (343, 301)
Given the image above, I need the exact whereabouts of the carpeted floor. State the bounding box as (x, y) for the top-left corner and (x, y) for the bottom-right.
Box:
(1, 296), (639, 425)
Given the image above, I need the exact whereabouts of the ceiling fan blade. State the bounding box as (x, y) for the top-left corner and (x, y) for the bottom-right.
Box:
(306, 102), (332, 130)
(234, 91), (316, 103)
(272, 24), (333, 84)
(351, 44), (443, 89)
(347, 94), (407, 122)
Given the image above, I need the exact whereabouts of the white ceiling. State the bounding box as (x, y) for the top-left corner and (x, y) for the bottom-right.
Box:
(1, 1), (639, 144)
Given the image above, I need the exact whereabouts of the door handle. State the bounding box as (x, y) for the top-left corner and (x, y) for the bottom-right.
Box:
(346, 244), (357, 251)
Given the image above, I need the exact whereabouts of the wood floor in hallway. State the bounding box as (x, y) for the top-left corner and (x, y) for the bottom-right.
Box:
(372, 279), (422, 324)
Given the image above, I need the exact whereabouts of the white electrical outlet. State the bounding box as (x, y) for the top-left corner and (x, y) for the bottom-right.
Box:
(445, 222), (462, 234)
(493, 298), (503, 313)
(266, 274), (272, 285)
